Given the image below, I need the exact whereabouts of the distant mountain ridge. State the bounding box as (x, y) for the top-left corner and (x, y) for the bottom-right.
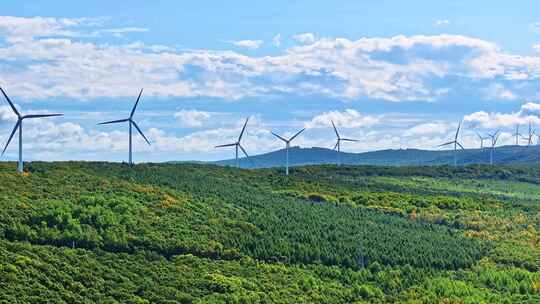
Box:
(213, 145), (540, 168)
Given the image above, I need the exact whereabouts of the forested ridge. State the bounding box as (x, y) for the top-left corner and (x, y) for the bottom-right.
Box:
(0, 162), (538, 303)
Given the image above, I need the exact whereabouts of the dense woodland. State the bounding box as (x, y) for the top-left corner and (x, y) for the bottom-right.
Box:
(0, 162), (538, 303)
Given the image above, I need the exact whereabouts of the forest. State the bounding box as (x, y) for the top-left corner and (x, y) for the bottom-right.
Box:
(0, 162), (538, 303)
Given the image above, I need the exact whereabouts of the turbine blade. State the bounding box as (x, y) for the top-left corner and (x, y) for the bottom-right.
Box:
(289, 128), (305, 141)
(494, 134), (500, 145)
(455, 120), (461, 140)
(238, 117), (249, 141)
(238, 144), (249, 158)
(333, 141), (339, 150)
(98, 118), (129, 125)
(331, 120), (340, 138)
(0, 87), (20, 117)
(23, 114), (63, 119)
(438, 141), (455, 147)
(341, 138), (358, 142)
(215, 143), (237, 148)
(271, 132), (287, 142)
(456, 142), (465, 150)
(130, 88), (144, 118)
(131, 121), (151, 146)
(2, 120), (20, 156)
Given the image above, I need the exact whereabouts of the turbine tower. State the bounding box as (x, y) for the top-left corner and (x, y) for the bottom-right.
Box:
(522, 122), (535, 146)
(514, 124), (522, 146)
(215, 118), (250, 168)
(476, 132), (488, 149)
(1, 87), (63, 173)
(439, 120), (465, 167)
(98, 89), (150, 165)
(331, 120), (358, 166)
(487, 130), (500, 165)
(271, 128), (305, 175)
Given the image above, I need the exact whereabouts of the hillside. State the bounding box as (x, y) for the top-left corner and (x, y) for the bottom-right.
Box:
(215, 145), (540, 168)
(0, 162), (539, 303)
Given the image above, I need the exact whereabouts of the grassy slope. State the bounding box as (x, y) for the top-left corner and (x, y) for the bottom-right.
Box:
(0, 162), (538, 303)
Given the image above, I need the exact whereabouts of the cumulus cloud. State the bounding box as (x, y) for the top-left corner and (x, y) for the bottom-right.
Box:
(2, 16), (540, 103)
(174, 109), (211, 127)
(228, 39), (264, 49)
(0, 16), (89, 40)
(404, 122), (450, 137)
(292, 32), (316, 44)
(482, 83), (517, 100)
(464, 102), (540, 128)
(305, 109), (380, 129)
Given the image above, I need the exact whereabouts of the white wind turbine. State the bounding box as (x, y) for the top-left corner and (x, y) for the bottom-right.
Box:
(439, 120), (465, 167)
(522, 122), (535, 146)
(487, 130), (500, 165)
(98, 89), (151, 165)
(514, 124), (522, 146)
(476, 132), (489, 149)
(215, 118), (250, 168)
(331, 120), (358, 166)
(1, 87), (63, 173)
(271, 128), (305, 175)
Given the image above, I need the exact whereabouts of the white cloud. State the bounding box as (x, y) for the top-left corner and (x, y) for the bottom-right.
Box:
(292, 32), (316, 44)
(0, 16), (88, 39)
(98, 27), (149, 38)
(305, 109), (380, 129)
(482, 83), (517, 100)
(0, 105), (17, 124)
(272, 34), (281, 47)
(404, 122), (450, 137)
(435, 19), (451, 26)
(229, 39), (264, 49)
(174, 109), (211, 127)
(464, 102), (540, 129)
(2, 16), (540, 103)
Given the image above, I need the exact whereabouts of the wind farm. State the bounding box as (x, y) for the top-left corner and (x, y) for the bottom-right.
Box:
(1, 2), (540, 304)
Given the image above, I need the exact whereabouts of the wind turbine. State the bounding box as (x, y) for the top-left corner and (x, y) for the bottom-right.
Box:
(215, 118), (250, 168)
(439, 120), (465, 167)
(271, 128), (305, 175)
(1, 87), (63, 173)
(98, 89), (150, 165)
(476, 132), (489, 149)
(514, 124), (522, 146)
(487, 130), (500, 165)
(522, 122), (535, 146)
(331, 120), (358, 166)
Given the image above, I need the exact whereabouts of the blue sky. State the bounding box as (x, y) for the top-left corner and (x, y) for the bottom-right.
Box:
(1, 1), (540, 162)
